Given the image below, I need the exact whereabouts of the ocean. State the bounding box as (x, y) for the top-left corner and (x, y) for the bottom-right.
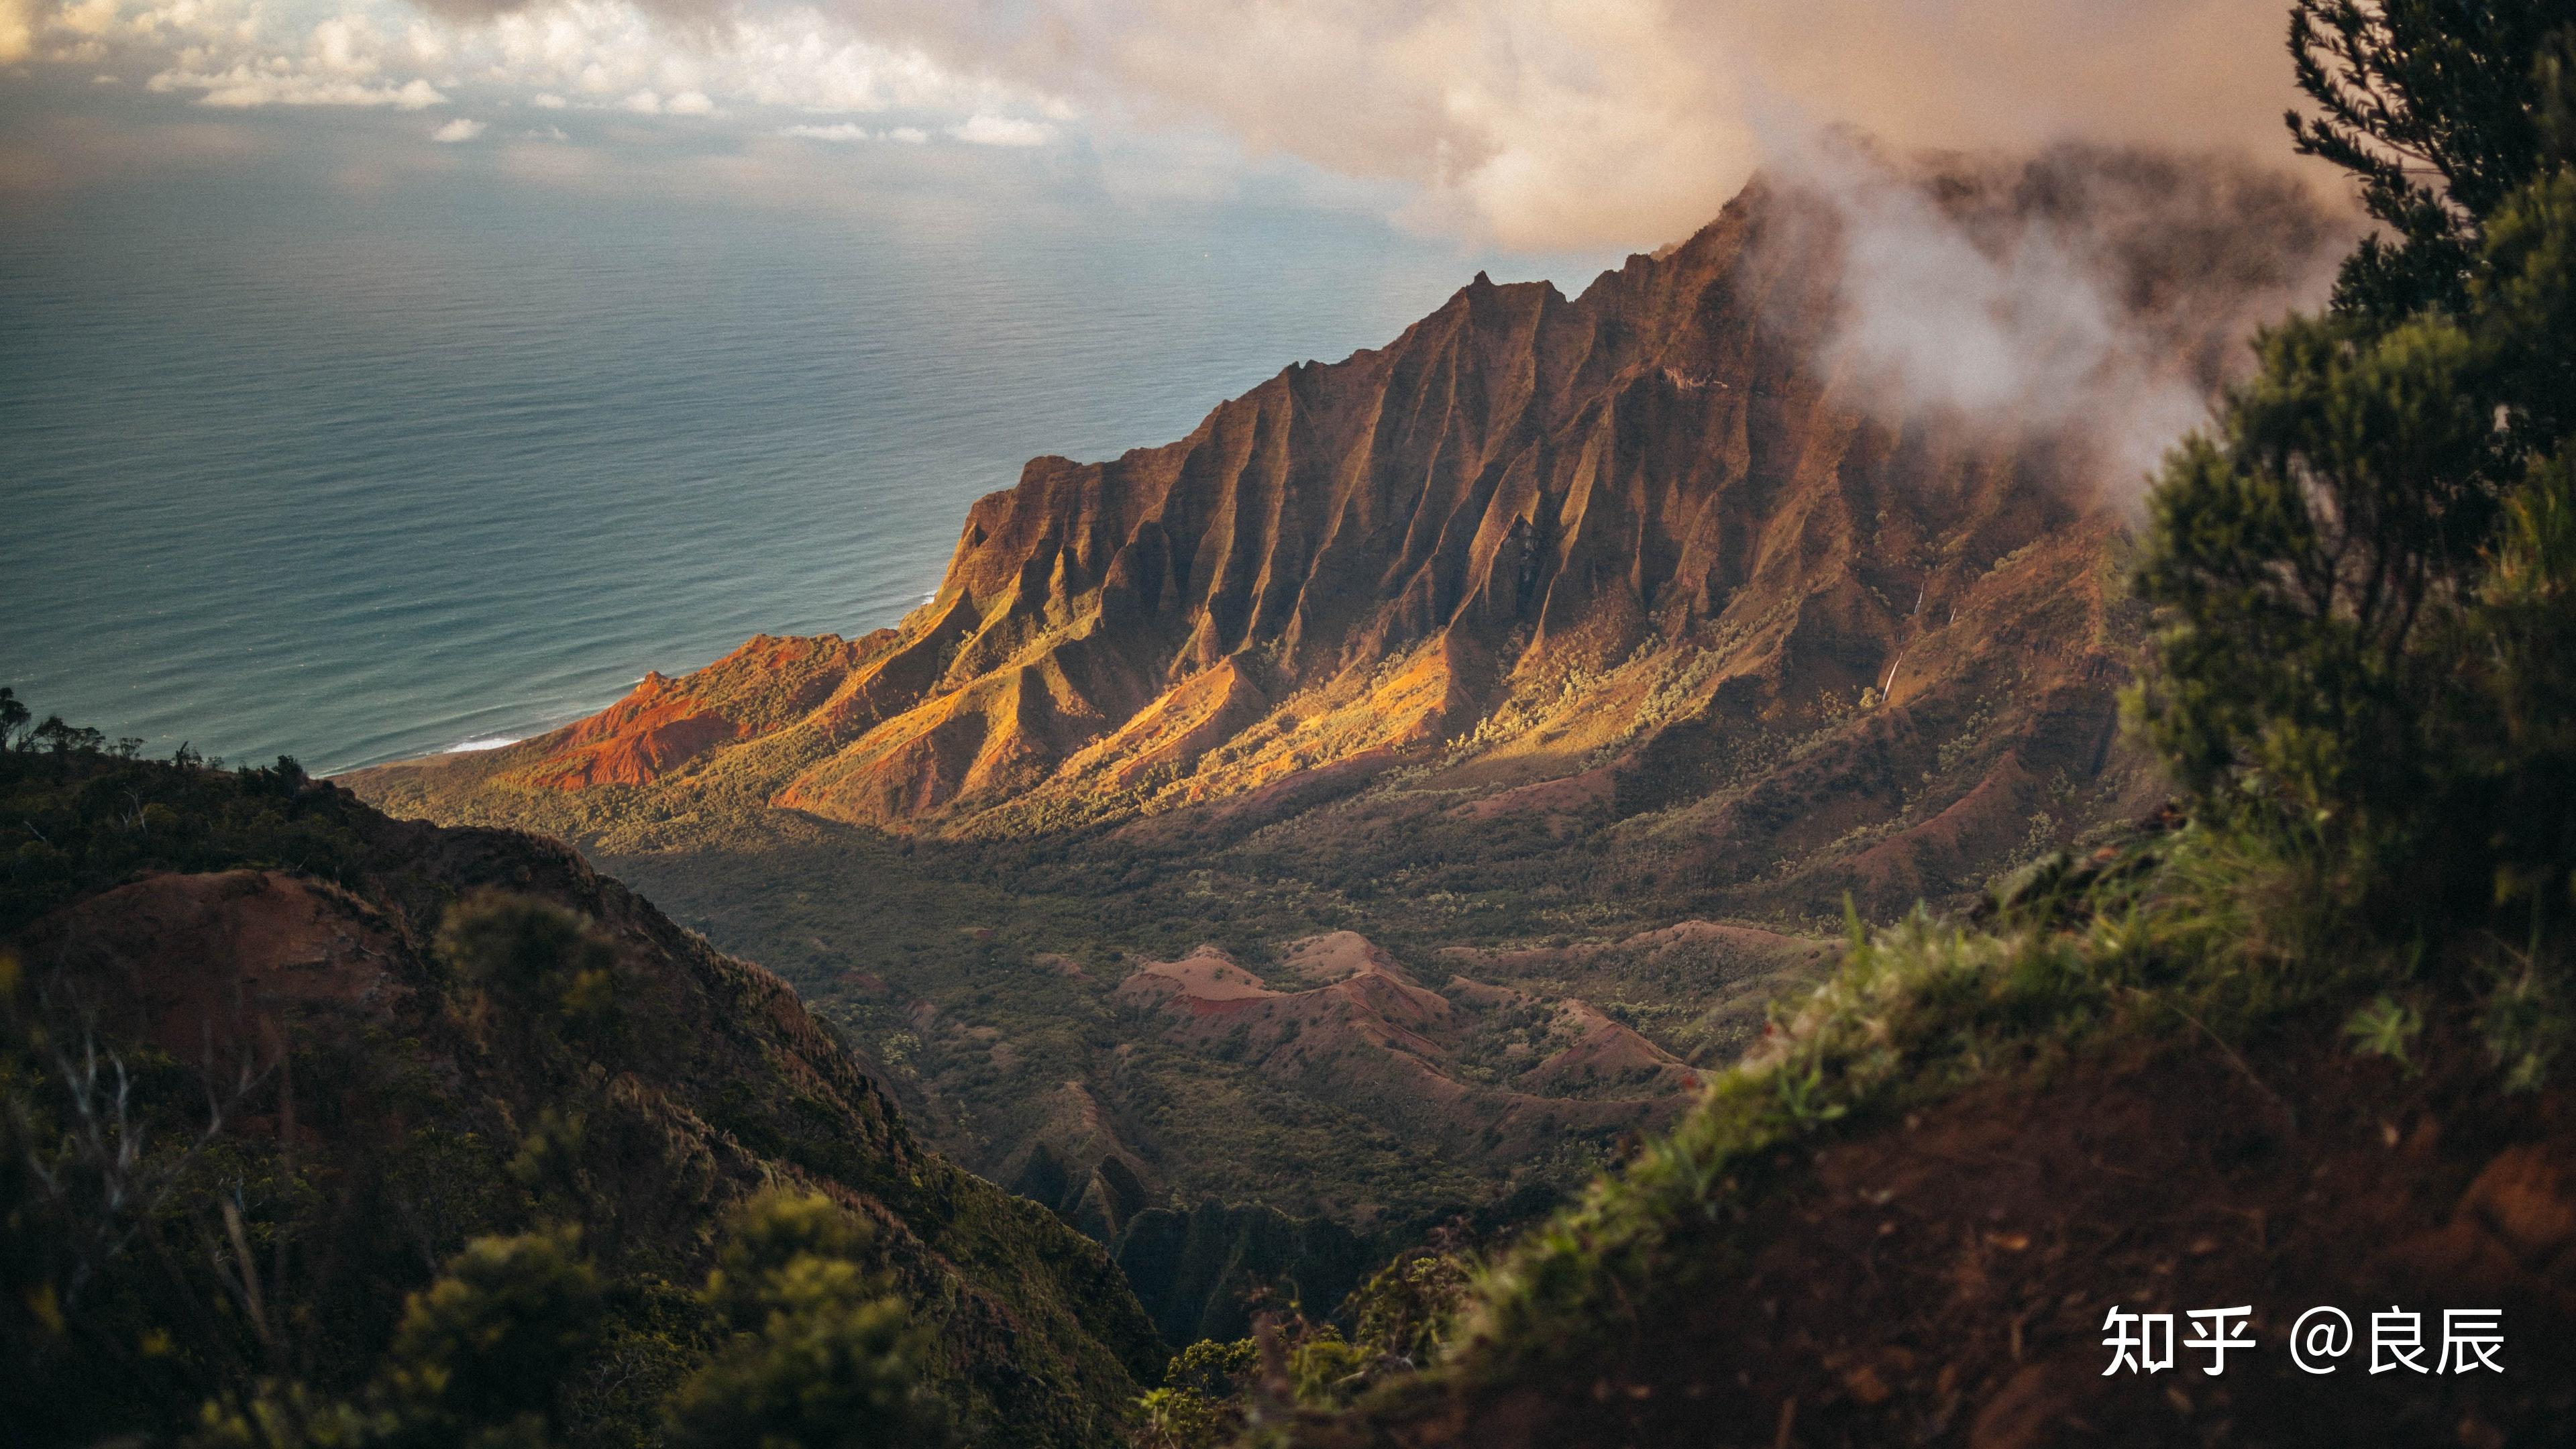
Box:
(3, 161), (1616, 775)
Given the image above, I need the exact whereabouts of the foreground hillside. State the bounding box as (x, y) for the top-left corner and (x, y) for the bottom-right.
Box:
(348, 153), (2343, 1271)
(0, 741), (1158, 1447)
(1273, 836), (2576, 1446)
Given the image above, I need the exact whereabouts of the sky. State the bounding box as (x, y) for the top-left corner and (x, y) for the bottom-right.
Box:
(1, 0), (2320, 254)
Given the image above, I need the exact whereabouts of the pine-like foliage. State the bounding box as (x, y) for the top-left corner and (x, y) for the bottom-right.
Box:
(2135, 4), (2576, 925)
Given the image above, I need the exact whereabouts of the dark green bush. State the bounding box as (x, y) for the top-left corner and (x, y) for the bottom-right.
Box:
(665, 1189), (941, 1449)
(2132, 7), (2576, 932)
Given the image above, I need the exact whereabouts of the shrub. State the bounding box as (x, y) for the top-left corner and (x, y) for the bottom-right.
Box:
(435, 893), (621, 1030)
(2131, 13), (2576, 934)
(664, 1189), (941, 1449)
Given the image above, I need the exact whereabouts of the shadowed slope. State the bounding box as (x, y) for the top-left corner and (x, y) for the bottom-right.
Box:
(1, 751), (1160, 1447)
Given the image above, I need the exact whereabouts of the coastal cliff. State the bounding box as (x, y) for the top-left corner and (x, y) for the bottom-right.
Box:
(360, 153), (2346, 917)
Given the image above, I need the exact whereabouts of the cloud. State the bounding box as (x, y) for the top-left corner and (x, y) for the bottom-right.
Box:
(1746, 138), (2356, 498)
(756, 0), (2306, 249)
(459, 0), (1019, 118)
(13, 0), (1021, 136)
(309, 13), (381, 74)
(7, 0), (2329, 253)
(949, 112), (1049, 146)
(429, 114), (484, 139)
(885, 123), (924, 143)
(150, 66), (450, 109)
(27, 0), (458, 111)
(57, 0), (116, 36)
(780, 120), (867, 140)
(0, 0), (32, 64)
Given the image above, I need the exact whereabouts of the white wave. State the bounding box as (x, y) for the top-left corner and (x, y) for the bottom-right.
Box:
(443, 735), (521, 753)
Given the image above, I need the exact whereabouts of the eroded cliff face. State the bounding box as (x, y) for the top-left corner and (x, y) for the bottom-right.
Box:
(515, 634), (885, 788)
(826, 183), (2092, 844)
(371, 160), (2310, 918)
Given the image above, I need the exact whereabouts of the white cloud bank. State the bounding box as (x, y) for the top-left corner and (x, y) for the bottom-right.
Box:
(429, 114), (483, 138)
(9, 0), (2322, 252)
(738, 0), (2311, 248)
(948, 112), (1049, 147)
(10, 0), (1046, 154)
(154, 68), (449, 109)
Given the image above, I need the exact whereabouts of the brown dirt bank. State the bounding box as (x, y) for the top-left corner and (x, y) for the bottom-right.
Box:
(1289, 1023), (2576, 1448)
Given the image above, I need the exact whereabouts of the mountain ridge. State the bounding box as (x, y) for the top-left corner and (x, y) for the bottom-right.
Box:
(344, 148), (2349, 1292)
(356, 152), (2346, 918)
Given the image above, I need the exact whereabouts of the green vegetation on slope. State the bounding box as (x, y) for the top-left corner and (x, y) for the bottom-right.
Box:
(0, 725), (1159, 1448)
(354, 761), (1809, 1225)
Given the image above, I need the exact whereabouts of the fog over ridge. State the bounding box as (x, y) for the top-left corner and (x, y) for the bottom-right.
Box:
(1744, 136), (2359, 502)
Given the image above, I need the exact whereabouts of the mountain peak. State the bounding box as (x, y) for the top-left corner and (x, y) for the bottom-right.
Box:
(360, 158), (2347, 914)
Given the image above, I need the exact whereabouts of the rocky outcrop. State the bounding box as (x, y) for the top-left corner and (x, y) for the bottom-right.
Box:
(28, 869), (413, 1067)
(514, 633), (884, 788)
